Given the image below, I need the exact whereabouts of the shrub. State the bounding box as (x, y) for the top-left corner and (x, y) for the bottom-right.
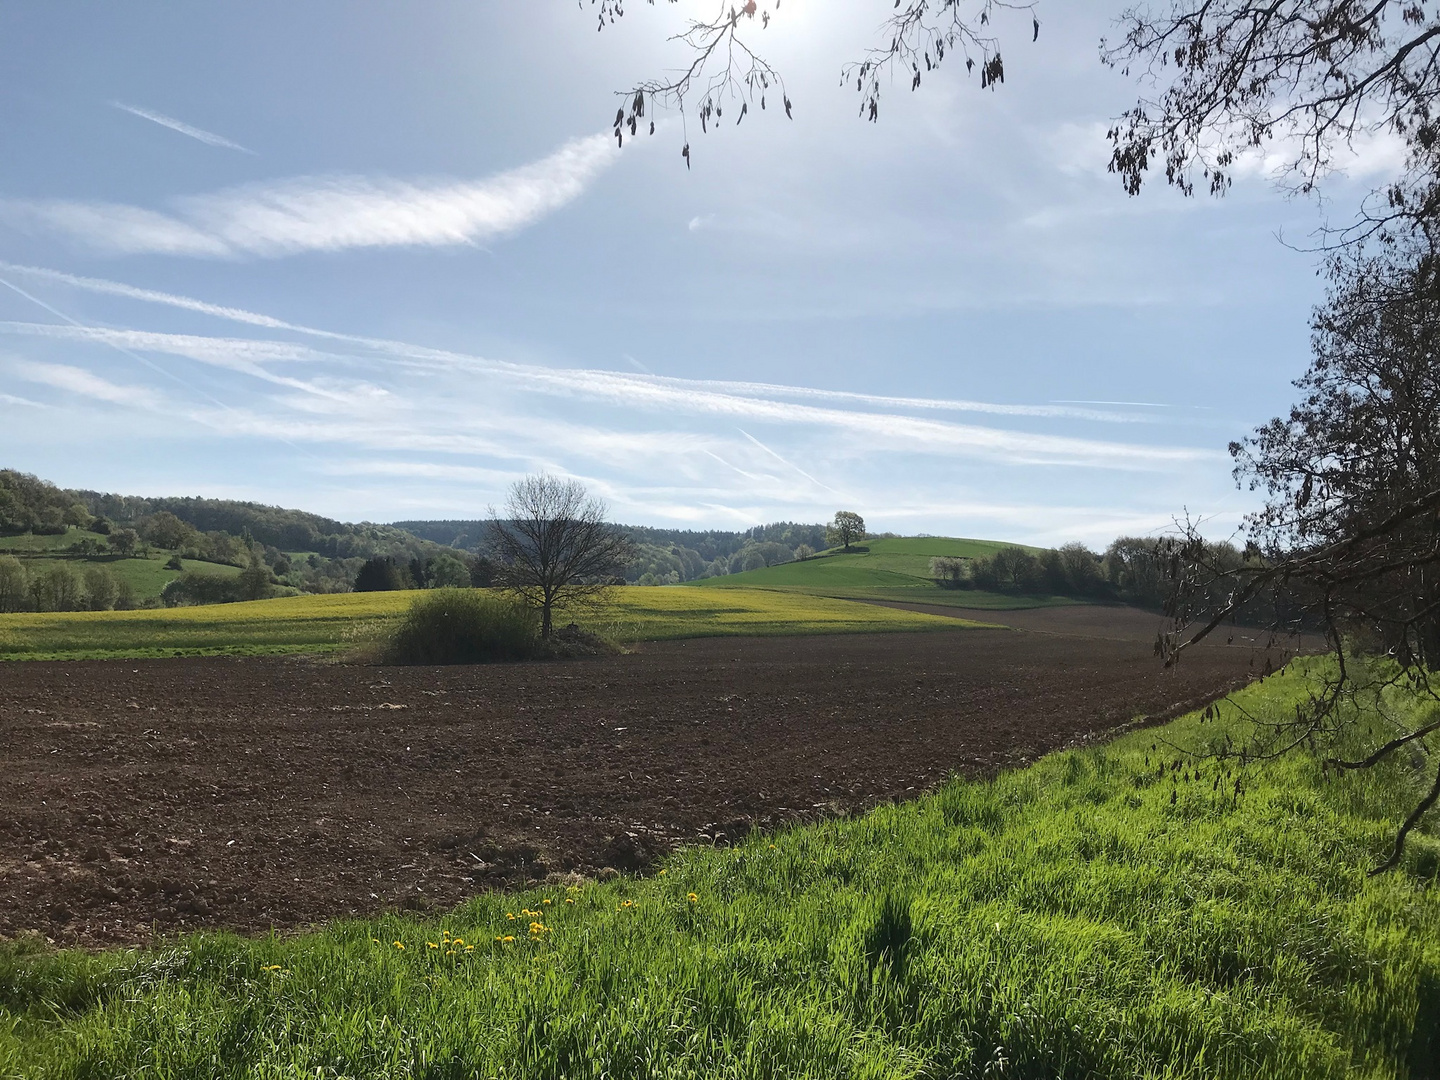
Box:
(426, 553), (471, 589)
(0, 555), (27, 612)
(353, 555), (409, 592)
(161, 572), (244, 607)
(381, 589), (540, 664)
(82, 566), (119, 611)
(930, 556), (969, 588)
(31, 564), (83, 611)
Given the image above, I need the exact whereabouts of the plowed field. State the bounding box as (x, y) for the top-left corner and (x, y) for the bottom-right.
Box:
(1, 610), (1287, 945)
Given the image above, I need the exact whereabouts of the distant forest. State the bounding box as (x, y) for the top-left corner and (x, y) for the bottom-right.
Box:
(397, 520), (831, 585)
(0, 469), (465, 600)
(2, 469), (1260, 615)
(0, 471), (832, 595)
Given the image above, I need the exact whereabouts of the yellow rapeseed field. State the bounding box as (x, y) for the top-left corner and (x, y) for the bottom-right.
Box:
(0, 586), (972, 660)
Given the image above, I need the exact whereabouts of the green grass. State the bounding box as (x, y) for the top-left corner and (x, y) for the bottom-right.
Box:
(0, 529), (103, 553)
(0, 587), (972, 661)
(14, 554), (241, 599)
(0, 529), (242, 600)
(686, 536), (1074, 609)
(3, 662), (1438, 1078)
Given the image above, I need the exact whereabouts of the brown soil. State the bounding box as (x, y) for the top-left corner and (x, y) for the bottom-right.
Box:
(871, 600), (1295, 646)
(1, 612), (1287, 946)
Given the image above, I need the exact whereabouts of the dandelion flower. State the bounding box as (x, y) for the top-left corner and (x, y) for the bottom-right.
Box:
(687, 893), (699, 902)
(565, 898), (576, 905)
(427, 942), (438, 949)
(452, 938), (463, 946)
(394, 942), (405, 950)
(502, 935), (515, 943)
(622, 900), (634, 908)
(465, 945), (475, 952)
(542, 899), (551, 905)
(507, 913), (516, 920)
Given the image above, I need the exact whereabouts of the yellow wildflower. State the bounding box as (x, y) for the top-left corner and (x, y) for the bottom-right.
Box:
(394, 942), (405, 950)
(502, 935), (515, 943)
(687, 893), (699, 903)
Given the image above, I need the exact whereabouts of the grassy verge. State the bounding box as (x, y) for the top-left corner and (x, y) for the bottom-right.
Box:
(0, 587), (973, 661)
(3, 663), (1439, 1078)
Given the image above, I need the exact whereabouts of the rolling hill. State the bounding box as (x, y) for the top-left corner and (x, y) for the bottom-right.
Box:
(684, 536), (1076, 610)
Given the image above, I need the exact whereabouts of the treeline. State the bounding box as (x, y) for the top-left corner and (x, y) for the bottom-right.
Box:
(625, 522), (828, 585)
(0, 470), (99, 535)
(931, 537), (1262, 613)
(79, 494), (442, 562)
(0, 470), (474, 598)
(348, 552), (485, 592)
(0, 556), (135, 613)
(397, 518), (830, 585)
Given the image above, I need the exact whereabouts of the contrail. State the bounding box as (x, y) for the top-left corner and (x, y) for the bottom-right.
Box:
(736, 427), (843, 497)
(111, 101), (256, 154)
(0, 276), (315, 457)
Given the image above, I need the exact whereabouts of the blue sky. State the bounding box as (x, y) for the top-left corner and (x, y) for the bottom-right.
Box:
(0, 3), (1402, 544)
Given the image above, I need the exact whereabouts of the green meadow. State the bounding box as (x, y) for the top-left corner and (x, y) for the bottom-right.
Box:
(0, 529), (242, 599)
(0, 586), (970, 661)
(4, 661), (1438, 1078)
(686, 536), (1075, 609)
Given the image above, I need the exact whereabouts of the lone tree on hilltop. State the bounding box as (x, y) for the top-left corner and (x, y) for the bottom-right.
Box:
(488, 474), (635, 639)
(827, 511), (866, 552)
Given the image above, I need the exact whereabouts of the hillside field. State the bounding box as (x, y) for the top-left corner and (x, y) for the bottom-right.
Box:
(0, 529), (242, 599)
(686, 536), (1075, 609)
(0, 586), (970, 661)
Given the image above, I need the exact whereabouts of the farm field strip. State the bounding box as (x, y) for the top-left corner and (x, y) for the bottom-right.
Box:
(3, 654), (1436, 1078)
(0, 586), (971, 660)
(684, 536), (1074, 609)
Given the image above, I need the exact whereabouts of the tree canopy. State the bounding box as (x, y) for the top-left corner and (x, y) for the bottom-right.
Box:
(488, 475), (635, 638)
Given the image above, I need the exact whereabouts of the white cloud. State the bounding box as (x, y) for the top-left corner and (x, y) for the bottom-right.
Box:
(0, 317), (1217, 471)
(0, 134), (617, 258)
(111, 102), (256, 154)
(7, 359), (163, 408)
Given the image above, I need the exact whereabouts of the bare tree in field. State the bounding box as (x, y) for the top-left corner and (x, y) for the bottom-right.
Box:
(488, 475), (635, 639)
